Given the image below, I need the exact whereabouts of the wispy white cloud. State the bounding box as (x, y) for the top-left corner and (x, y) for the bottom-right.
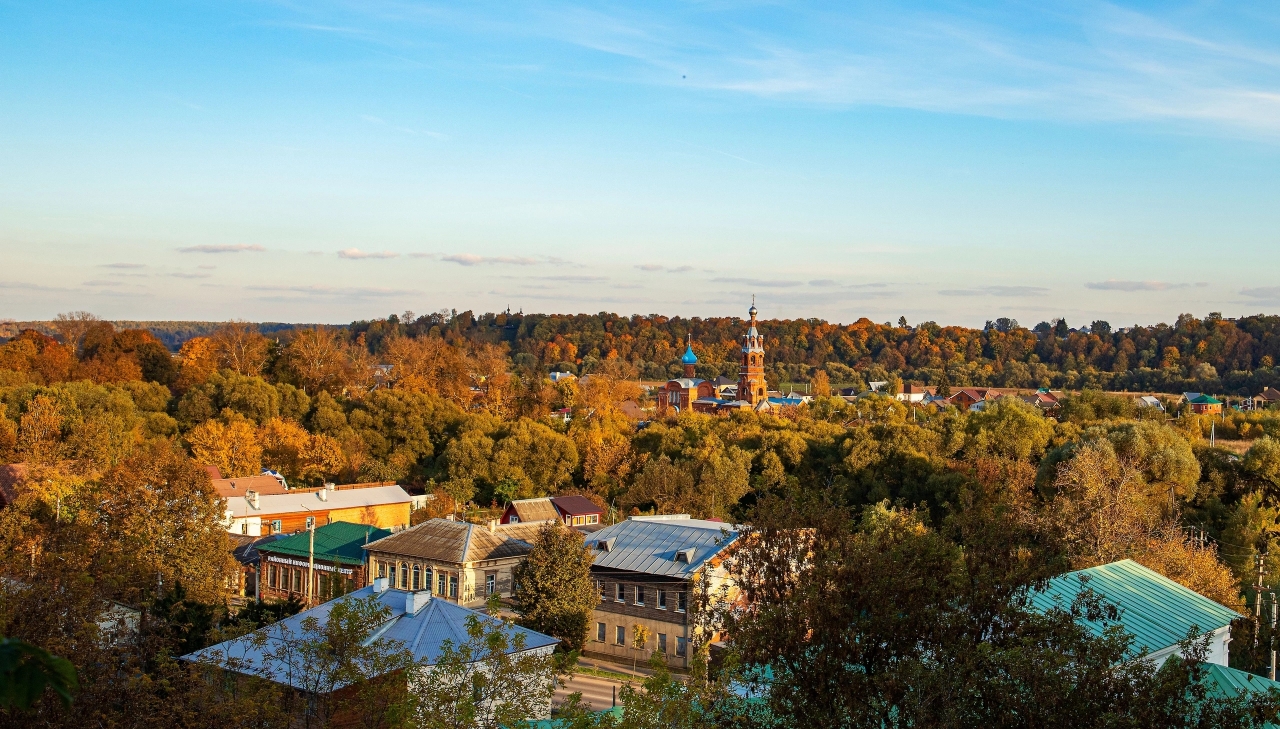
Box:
(535, 274), (608, 282)
(359, 113), (448, 139)
(246, 284), (414, 298)
(82, 279), (124, 287)
(101, 262), (145, 269)
(713, 277), (803, 288)
(1086, 279), (1189, 291)
(940, 285), (1049, 297)
(178, 244), (265, 253)
(1242, 286), (1280, 300)
(636, 264), (694, 273)
(445, 254), (576, 268)
(514, 2), (1280, 138)
(169, 272), (212, 279)
(338, 248), (399, 259)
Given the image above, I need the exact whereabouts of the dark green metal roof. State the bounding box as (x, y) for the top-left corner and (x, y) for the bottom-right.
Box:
(1031, 559), (1241, 658)
(257, 521), (391, 566)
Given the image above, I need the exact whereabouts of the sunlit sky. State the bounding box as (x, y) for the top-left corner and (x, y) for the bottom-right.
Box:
(2, 1), (1279, 327)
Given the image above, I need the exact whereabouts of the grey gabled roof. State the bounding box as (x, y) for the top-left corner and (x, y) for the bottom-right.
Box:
(585, 517), (739, 578)
(180, 585), (557, 690)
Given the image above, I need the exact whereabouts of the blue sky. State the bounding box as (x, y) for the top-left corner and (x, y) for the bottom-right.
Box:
(2, 1), (1279, 327)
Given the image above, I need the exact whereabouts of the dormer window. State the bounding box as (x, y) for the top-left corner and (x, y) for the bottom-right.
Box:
(675, 547), (695, 563)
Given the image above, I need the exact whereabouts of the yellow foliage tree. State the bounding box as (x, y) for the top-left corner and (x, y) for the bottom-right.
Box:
(1044, 442), (1240, 608)
(187, 418), (262, 477)
(260, 416), (349, 485)
(18, 395), (65, 465)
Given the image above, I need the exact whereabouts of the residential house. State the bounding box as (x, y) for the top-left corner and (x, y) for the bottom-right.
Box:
(500, 496), (604, 530)
(551, 495), (604, 528)
(584, 515), (740, 669)
(363, 518), (549, 607)
(948, 388), (991, 410)
(1019, 389), (1060, 412)
(258, 521), (391, 607)
(1188, 394), (1225, 416)
(222, 481), (412, 537)
(1254, 387), (1280, 410)
(500, 498), (561, 525)
(549, 371), (576, 383)
(1031, 559), (1238, 668)
(897, 384), (936, 403)
(228, 533), (287, 602)
(182, 581), (559, 723)
(1137, 395), (1166, 412)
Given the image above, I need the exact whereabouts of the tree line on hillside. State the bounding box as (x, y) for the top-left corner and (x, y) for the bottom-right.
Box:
(4, 313), (1280, 724)
(8, 309), (1280, 395)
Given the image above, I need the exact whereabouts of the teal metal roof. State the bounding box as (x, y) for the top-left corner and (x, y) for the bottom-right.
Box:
(1191, 394), (1223, 405)
(1030, 560), (1240, 658)
(257, 521), (391, 566)
(1201, 662), (1280, 701)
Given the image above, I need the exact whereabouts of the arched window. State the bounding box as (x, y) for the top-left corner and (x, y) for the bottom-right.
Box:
(399, 562), (408, 589)
(412, 564), (422, 591)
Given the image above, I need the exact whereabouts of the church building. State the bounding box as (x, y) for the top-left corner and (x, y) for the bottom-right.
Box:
(656, 336), (716, 413)
(657, 303), (786, 415)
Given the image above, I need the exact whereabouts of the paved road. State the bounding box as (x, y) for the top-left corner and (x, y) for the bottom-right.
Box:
(555, 673), (636, 712)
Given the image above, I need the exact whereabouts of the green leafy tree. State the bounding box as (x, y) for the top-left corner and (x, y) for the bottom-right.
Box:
(0, 637), (78, 710)
(414, 595), (558, 729)
(229, 594), (417, 729)
(512, 524), (596, 652)
(719, 486), (1280, 728)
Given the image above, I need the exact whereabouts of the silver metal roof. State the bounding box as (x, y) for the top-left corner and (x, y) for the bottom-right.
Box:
(586, 517), (739, 578)
(180, 585), (557, 689)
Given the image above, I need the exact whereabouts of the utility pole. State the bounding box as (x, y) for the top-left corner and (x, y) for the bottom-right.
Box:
(1255, 553), (1268, 648)
(1270, 592), (1277, 681)
(301, 504), (316, 606)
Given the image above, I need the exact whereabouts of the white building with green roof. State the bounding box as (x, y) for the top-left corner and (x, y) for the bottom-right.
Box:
(1032, 559), (1240, 667)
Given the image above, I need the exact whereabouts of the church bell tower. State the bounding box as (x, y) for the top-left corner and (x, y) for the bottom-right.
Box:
(737, 302), (767, 406)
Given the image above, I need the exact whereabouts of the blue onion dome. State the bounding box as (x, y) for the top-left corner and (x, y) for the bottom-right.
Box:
(681, 342), (698, 365)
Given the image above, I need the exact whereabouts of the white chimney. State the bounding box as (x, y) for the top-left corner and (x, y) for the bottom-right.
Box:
(246, 490), (260, 510)
(372, 577), (389, 594)
(318, 489), (328, 502)
(325, 482), (336, 491)
(488, 519), (497, 533)
(405, 590), (430, 615)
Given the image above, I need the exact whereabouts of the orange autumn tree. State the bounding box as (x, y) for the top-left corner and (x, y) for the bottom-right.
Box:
(176, 336), (219, 391)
